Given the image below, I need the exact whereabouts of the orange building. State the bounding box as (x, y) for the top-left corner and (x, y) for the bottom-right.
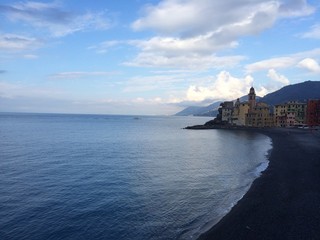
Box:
(307, 100), (320, 126)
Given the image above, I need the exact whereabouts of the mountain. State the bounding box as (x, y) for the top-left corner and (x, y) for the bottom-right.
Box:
(260, 80), (320, 105)
(175, 101), (222, 116)
(175, 81), (320, 116)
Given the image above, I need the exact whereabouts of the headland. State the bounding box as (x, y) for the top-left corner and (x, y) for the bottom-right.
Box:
(190, 126), (320, 240)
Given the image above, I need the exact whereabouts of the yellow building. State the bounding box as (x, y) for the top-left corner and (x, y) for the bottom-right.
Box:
(246, 102), (275, 127)
(219, 87), (275, 127)
(274, 103), (287, 127)
(232, 99), (250, 126)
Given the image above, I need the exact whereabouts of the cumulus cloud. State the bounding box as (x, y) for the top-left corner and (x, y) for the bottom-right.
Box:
(0, 1), (111, 37)
(298, 58), (320, 73)
(185, 71), (254, 102)
(267, 69), (290, 85)
(132, 0), (284, 36)
(129, 0), (315, 69)
(245, 48), (320, 73)
(122, 70), (291, 105)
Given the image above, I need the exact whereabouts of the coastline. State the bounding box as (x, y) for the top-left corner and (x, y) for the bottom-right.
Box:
(196, 127), (320, 240)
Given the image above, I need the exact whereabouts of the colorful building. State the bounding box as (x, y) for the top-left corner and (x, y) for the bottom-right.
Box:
(245, 87), (274, 127)
(307, 100), (320, 126)
(274, 101), (306, 127)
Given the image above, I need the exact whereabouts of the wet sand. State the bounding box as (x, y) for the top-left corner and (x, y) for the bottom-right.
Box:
(198, 128), (320, 240)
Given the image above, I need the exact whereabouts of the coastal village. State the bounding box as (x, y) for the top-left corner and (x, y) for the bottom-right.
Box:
(214, 87), (320, 128)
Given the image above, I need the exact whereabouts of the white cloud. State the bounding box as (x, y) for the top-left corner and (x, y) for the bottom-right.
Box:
(0, 81), (180, 115)
(297, 58), (320, 73)
(246, 57), (297, 73)
(125, 51), (245, 70)
(0, 1), (111, 37)
(122, 74), (187, 93)
(245, 48), (320, 73)
(130, 35), (238, 56)
(132, 0), (293, 36)
(185, 71), (254, 102)
(129, 0), (315, 69)
(0, 34), (42, 51)
(255, 86), (270, 98)
(267, 69), (289, 85)
(125, 35), (244, 69)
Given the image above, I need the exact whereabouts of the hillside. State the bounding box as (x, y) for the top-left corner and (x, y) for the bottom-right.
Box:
(260, 80), (320, 105)
(175, 101), (222, 116)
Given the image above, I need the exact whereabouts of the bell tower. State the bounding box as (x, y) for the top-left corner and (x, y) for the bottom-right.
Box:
(248, 87), (256, 111)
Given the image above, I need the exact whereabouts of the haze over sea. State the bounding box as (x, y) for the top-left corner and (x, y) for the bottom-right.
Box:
(0, 113), (271, 240)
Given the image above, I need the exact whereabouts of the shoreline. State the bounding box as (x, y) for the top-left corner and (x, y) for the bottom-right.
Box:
(196, 127), (320, 240)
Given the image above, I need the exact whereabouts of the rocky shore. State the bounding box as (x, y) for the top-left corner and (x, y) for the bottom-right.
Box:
(187, 124), (320, 239)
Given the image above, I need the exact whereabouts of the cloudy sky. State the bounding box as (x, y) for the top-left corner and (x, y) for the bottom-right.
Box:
(1, 0), (320, 115)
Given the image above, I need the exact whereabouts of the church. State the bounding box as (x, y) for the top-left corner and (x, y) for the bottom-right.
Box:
(220, 87), (274, 127)
(245, 87), (275, 127)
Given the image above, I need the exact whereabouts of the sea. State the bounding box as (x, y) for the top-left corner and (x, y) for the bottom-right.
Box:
(0, 113), (272, 240)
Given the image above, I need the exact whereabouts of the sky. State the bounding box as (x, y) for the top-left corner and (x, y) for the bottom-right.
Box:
(0, 0), (320, 115)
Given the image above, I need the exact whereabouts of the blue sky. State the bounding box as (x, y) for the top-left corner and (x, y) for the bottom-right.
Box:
(1, 0), (320, 115)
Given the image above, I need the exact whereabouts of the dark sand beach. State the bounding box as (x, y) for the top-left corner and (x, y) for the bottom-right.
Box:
(198, 128), (320, 240)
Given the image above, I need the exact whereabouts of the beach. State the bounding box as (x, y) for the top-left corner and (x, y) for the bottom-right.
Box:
(198, 128), (320, 240)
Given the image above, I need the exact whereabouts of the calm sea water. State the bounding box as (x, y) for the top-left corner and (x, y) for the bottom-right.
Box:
(0, 113), (272, 240)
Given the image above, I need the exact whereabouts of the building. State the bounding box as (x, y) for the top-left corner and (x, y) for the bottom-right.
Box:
(245, 86), (274, 127)
(246, 102), (274, 127)
(287, 101), (307, 126)
(221, 101), (234, 123)
(219, 87), (274, 127)
(274, 101), (306, 127)
(274, 103), (287, 127)
(307, 99), (320, 126)
(232, 99), (250, 126)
